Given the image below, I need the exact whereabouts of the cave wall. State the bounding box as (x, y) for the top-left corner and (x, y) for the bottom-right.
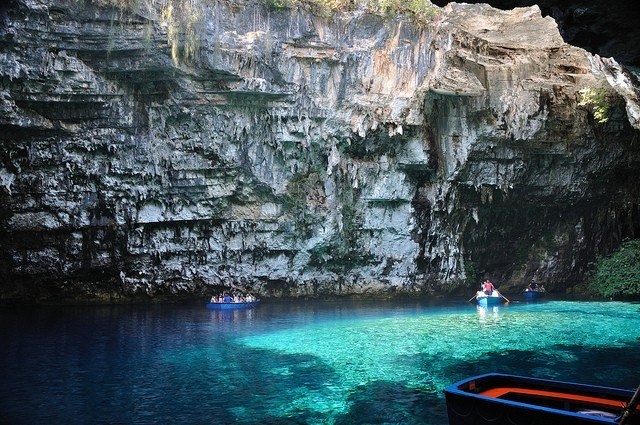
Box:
(0, 0), (639, 303)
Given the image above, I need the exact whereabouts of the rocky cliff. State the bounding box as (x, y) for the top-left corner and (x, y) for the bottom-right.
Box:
(1, 0), (639, 303)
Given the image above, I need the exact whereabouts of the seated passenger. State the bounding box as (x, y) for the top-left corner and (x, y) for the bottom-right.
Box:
(483, 280), (495, 295)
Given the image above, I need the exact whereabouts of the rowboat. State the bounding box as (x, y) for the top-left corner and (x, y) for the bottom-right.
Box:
(523, 288), (546, 300)
(206, 300), (260, 310)
(474, 291), (507, 307)
(476, 294), (505, 307)
(444, 373), (640, 425)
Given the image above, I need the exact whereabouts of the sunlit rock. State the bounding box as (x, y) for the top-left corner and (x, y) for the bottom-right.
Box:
(0, 0), (638, 302)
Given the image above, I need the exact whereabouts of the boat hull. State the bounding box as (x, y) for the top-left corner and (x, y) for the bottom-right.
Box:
(523, 290), (545, 300)
(444, 373), (640, 425)
(206, 301), (260, 310)
(476, 296), (504, 307)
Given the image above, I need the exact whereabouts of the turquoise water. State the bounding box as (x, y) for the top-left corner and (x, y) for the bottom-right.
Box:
(2, 299), (640, 424)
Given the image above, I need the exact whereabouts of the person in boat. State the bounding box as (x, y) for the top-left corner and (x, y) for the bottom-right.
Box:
(223, 293), (233, 303)
(526, 282), (545, 292)
(482, 280), (495, 295)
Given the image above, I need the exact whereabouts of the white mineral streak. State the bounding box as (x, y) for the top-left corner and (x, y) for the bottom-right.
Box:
(0, 168), (14, 194)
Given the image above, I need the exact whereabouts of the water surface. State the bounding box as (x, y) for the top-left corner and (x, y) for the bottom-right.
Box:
(2, 298), (640, 424)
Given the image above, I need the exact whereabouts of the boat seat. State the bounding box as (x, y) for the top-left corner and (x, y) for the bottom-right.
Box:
(479, 387), (637, 411)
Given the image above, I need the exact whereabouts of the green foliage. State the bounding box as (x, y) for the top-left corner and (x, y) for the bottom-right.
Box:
(367, 0), (439, 24)
(589, 239), (640, 298)
(142, 21), (154, 54)
(95, 0), (202, 66)
(284, 172), (319, 210)
(263, 0), (353, 15)
(99, 0), (439, 65)
(307, 239), (374, 273)
(263, 0), (292, 10)
(464, 259), (477, 287)
(578, 86), (611, 124)
(93, 0), (141, 13)
(263, 0), (439, 24)
(161, 1), (202, 65)
(281, 171), (323, 238)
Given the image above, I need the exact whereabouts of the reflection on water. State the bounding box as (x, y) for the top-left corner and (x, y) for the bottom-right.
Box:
(208, 307), (256, 324)
(476, 305), (501, 322)
(2, 299), (640, 424)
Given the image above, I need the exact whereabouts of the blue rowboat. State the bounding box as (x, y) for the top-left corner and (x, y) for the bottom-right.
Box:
(206, 300), (260, 310)
(523, 289), (546, 300)
(475, 294), (506, 307)
(444, 373), (640, 425)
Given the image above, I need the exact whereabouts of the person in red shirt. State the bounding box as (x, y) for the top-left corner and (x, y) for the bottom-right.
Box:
(482, 280), (495, 295)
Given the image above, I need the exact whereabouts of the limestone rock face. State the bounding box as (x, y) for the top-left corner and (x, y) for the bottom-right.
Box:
(0, 0), (639, 302)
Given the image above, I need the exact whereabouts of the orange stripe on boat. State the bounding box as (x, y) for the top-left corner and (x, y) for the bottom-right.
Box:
(479, 387), (639, 410)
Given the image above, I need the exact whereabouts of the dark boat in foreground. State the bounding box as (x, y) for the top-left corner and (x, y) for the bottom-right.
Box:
(206, 300), (260, 310)
(444, 373), (640, 425)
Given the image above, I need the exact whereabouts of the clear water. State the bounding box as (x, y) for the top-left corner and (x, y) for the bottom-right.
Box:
(2, 299), (640, 424)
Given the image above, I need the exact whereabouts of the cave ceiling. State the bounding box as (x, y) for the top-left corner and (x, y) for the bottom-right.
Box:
(432, 0), (640, 67)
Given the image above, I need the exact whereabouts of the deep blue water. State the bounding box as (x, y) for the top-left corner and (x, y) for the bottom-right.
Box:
(2, 298), (640, 424)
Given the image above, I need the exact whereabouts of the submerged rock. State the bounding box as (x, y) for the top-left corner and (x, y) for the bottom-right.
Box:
(0, 0), (638, 303)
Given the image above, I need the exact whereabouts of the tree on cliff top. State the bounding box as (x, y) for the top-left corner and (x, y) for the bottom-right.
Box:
(589, 239), (640, 298)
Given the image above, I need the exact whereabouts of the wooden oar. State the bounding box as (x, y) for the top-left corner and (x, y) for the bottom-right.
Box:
(618, 384), (640, 425)
(468, 294), (477, 303)
(500, 293), (511, 303)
